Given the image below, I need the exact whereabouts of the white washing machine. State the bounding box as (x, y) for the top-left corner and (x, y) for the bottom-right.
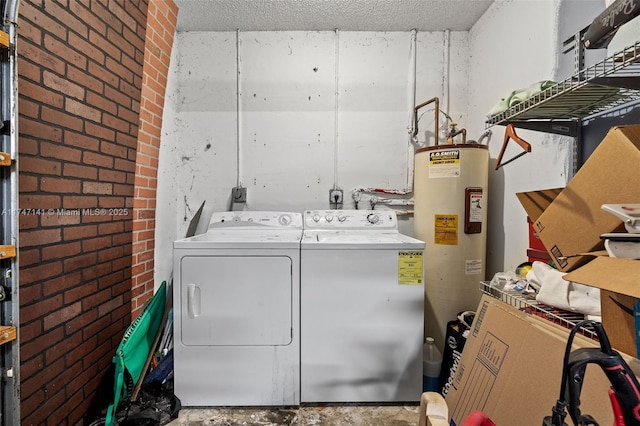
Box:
(300, 209), (425, 403)
(173, 211), (302, 406)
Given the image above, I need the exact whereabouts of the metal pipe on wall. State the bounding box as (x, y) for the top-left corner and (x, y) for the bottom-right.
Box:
(235, 29), (243, 189)
(333, 29), (340, 190)
(406, 29), (417, 191)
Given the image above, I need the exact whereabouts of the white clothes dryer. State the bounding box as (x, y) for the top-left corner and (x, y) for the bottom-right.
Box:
(173, 211), (302, 406)
(300, 209), (425, 403)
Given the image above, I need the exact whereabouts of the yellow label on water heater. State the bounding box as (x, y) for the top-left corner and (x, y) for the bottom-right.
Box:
(434, 214), (458, 245)
(398, 250), (423, 285)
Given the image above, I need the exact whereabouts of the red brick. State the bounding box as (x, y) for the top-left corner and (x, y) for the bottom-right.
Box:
(64, 279), (97, 304)
(21, 116), (63, 142)
(20, 282), (43, 306)
(98, 168), (126, 183)
(69, 1), (107, 35)
(63, 251), (98, 273)
(18, 214), (39, 231)
(81, 261), (112, 281)
(85, 121), (115, 141)
(20, 42), (66, 78)
(62, 195), (98, 209)
(63, 224), (97, 241)
(83, 181), (113, 195)
(43, 70), (85, 100)
(41, 104), (84, 131)
(19, 2), (67, 42)
(19, 321), (43, 346)
(44, 272), (83, 298)
(20, 228), (62, 248)
(65, 308), (99, 336)
(43, 301), (82, 331)
(67, 64), (104, 94)
(66, 97), (102, 123)
(18, 137), (39, 156)
(40, 141), (83, 162)
(18, 97), (40, 119)
(19, 174), (38, 192)
(41, 241), (82, 262)
(101, 140), (128, 158)
(86, 89), (117, 115)
(19, 156), (62, 175)
(68, 31), (105, 65)
(44, 34), (88, 70)
(40, 176), (81, 194)
(19, 321), (64, 360)
(63, 163), (98, 180)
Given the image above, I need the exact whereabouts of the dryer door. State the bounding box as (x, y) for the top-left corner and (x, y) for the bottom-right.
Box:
(180, 255), (293, 346)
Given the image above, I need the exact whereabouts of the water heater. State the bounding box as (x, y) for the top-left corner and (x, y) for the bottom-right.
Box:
(414, 144), (489, 349)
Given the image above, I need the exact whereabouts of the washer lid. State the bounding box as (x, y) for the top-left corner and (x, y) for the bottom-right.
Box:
(302, 230), (424, 249)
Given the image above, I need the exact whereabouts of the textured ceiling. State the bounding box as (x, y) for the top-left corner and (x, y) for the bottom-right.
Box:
(174, 0), (495, 32)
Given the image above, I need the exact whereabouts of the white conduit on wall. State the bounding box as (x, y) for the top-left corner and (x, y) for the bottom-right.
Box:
(442, 29), (451, 123)
(406, 29), (418, 192)
(235, 29), (243, 188)
(333, 29), (340, 190)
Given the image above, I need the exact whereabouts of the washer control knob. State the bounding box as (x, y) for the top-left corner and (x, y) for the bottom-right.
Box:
(312, 214), (321, 223)
(337, 215), (347, 222)
(367, 213), (380, 224)
(325, 215), (333, 222)
(279, 214), (292, 226)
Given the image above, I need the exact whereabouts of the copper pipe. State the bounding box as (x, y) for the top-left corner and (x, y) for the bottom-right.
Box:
(448, 128), (467, 144)
(412, 97), (439, 145)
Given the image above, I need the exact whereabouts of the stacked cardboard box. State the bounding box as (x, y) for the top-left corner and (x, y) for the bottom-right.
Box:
(516, 125), (640, 355)
(445, 295), (640, 426)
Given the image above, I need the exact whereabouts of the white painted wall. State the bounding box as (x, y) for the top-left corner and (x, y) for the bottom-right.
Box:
(467, 0), (604, 277)
(155, 0), (606, 286)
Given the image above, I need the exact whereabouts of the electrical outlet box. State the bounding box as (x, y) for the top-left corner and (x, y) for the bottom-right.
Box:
(230, 187), (247, 211)
(329, 189), (343, 208)
(232, 187), (247, 203)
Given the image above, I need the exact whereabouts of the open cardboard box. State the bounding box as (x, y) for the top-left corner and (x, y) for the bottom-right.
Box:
(445, 294), (640, 425)
(517, 125), (640, 273)
(516, 125), (640, 356)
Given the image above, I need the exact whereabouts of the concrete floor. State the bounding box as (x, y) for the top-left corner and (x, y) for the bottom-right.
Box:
(168, 405), (421, 425)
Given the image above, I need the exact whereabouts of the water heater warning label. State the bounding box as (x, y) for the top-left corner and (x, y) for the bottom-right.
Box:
(398, 250), (423, 285)
(434, 214), (458, 245)
(429, 150), (460, 178)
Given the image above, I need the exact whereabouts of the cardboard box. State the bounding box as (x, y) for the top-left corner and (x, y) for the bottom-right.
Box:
(527, 217), (546, 251)
(565, 258), (640, 357)
(516, 127), (640, 353)
(445, 295), (640, 426)
(598, 289), (638, 357)
(531, 126), (640, 272)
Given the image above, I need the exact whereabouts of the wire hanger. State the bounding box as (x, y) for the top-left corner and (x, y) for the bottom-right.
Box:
(495, 124), (531, 170)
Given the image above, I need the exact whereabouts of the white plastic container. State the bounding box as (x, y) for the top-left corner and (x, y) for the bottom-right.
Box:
(422, 336), (442, 392)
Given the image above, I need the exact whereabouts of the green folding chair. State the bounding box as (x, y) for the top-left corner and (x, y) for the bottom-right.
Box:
(105, 281), (167, 426)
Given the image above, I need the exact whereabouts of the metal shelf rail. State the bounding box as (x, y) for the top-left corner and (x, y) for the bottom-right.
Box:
(479, 281), (597, 339)
(485, 40), (640, 137)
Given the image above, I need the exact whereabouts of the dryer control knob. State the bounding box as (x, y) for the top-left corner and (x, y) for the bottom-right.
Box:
(312, 214), (321, 222)
(367, 213), (380, 224)
(279, 214), (292, 226)
(337, 215), (347, 222)
(325, 215), (333, 222)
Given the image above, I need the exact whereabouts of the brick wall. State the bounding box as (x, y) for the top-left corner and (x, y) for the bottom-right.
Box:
(18, 1), (148, 423)
(132, 0), (177, 318)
